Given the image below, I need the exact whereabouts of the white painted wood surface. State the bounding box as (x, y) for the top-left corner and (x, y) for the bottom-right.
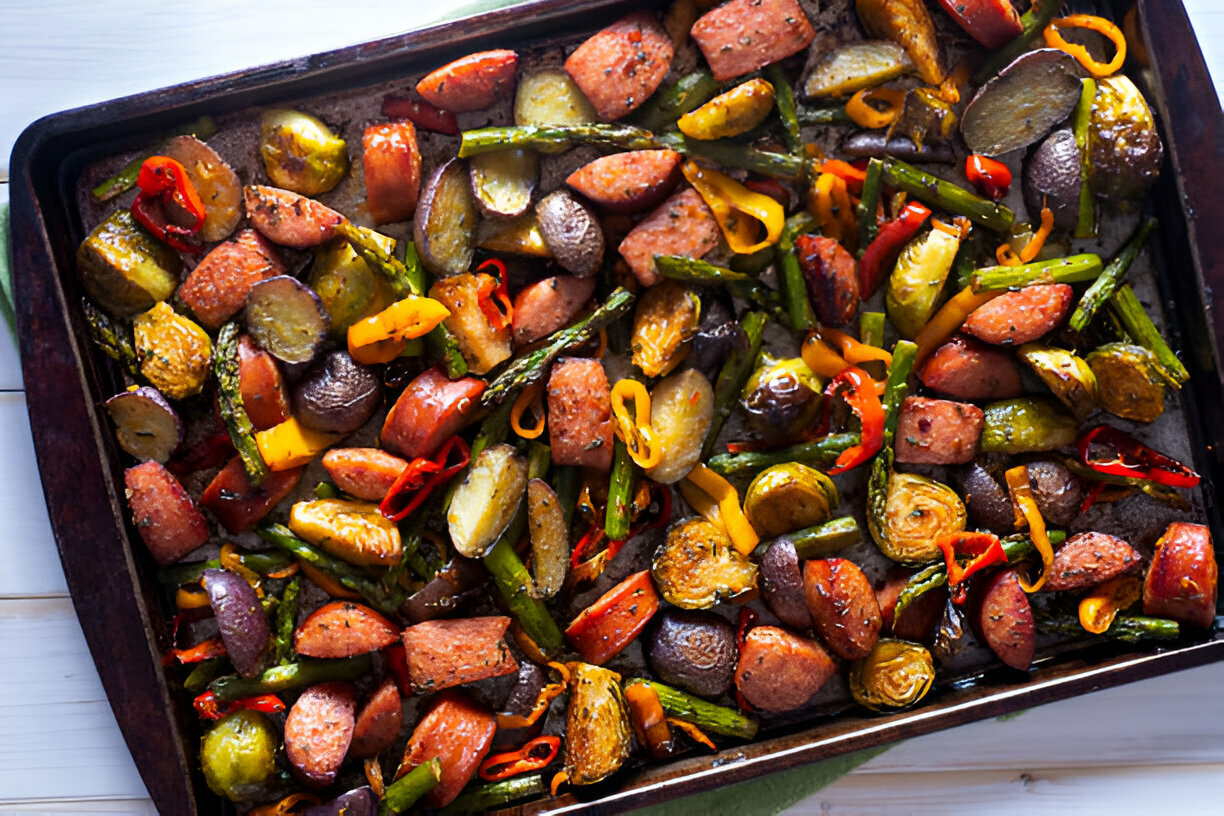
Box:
(2, 2), (1222, 813)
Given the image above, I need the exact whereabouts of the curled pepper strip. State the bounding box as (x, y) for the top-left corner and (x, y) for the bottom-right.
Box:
(626, 681), (674, 758)
(819, 159), (867, 195)
(175, 584), (211, 610)
(479, 736), (562, 781)
(347, 296), (451, 365)
(475, 258), (514, 330)
(131, 155), (207, 253)
(996, 205), (1054, 267)
(1079, 576), (1143, 634)
(193, 689), (285, 721)
(801, 330), (852, 379)
(810, 171), (858, 247)
(496, 662), (570, 730)
(935, 532), (1008, 604)
(825, 366), (885, 475)
(510, 381), (547, 440)
(682, 160), (785, 255)
(859, 201), (932, 297)
(845, 87), (906, 129)
(1004, 466), (1054, 593)
(819, 327), (892, 368)
(1077, 425), (1200, 489)
(683, 464), (759, 556)
(610, 379), (663, 469)
(378, 435), (471, 522)
(668, 718), (717, 751)
(1044, 15), (1127, 78)
(221, 543), (265, 597)
(168, 635), (227, 665)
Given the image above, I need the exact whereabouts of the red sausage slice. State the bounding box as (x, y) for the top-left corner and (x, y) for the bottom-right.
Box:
(565, 13), (674, 121)
(294, 601), (400, 658)
(124, 461), (210, 565)
(199, 456), (304, 534)
(963, 284), (1073, 345)
(416, 50), (518, 113)
(349, 677), (404, 759)
(180, 229), (285, 329)
(511, 276), (596, 347)
(362, 121), (422, 225)
(691, 0), (816, 82)
(244, 185), (346, 249)
(895, 396), (985, 465)
(935, 0), (1024, 50)
(565, 149), (683, 214)
(974, 569), (1035, 670)
(284, 682), (357, 788)
(401, 616), (519, 692)
(734, 625), (835, 712)
(796, 234), (859, 326)
(918, 334), (1023, 400)
(237, 334), (291, 431)
(1143, 522), (1217, 629)
(1043, 532), (1141, 592)
(547, 357), (614, 470)
(321, 448), (409, 502)
(380, 367), (486, 460)
(618, 188), (721, 286)
(397, 689), (497, 808)
(803, 558), (883, 660)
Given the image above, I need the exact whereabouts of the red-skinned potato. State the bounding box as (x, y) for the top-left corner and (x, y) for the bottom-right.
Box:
(414, 159), (480, 278)
(123, 461), (210, 565)
(362, 120), (421, 225)
(381, 366), (485, 460)
(536, 191), (604, 277)
(106, 387), (183, 463)
(202, 568), (271, 678)
(416, 50), (518, 113)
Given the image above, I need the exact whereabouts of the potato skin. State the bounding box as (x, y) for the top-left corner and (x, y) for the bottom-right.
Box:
(647, 610), (738, 699)
(803, 558), (883, 660)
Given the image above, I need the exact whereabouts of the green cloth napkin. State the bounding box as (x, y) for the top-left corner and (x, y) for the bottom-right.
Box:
(0, 203), (15, 346)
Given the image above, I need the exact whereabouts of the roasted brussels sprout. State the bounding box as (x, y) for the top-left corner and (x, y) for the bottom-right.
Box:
(886, 225), (961, 339)
(980, 398), (1078, 454)
(631, 281), (700, 378)
(1018, 344), (1098, 420)
(870, 472), (966, 565)
(740, 355), (823, 441)
(645, 368), (715, 485)
(849, 639), (935, 712)
(652, 517), (758, 609)
(1086, 343), (1166, 423)
(1088, 76), (1163, 200)
(76, 209), (181, 318)
(743, 462), (838, 538)
(200, 709), (278, 801)
(307, 233), (396, 337)
(260, 109), (349, 195)
(563, 662), (631, 786)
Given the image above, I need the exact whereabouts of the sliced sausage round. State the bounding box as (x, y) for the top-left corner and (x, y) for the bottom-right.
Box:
(973, 569), (1035, 670)
(963, 284), (1073, 345)
(1044, 532), (1141, 592)
(284, 682), (358, 788)
(734, 625), (835, 712)
(804, 558), (883, 660)
(918, 334), (1023, 400)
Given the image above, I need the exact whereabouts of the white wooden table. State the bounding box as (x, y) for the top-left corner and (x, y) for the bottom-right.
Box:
(2, 2), (1223, 813)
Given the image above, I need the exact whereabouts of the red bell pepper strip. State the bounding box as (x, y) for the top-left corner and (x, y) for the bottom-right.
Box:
(379, 435), (471, 521)
(820, 159), (868, 195)
(936, 532), (1008, 604)
(193, 689), (285, 721)
(166, 635), (227, 666)
(564, 570), (660, 664)
(384, 643), (415, 697)
(825, 366), (885, 475)
(964, 154), (1012, 201)
(130, 156), (207, 253)
(475, 259), (514, 331)
(381, 94), (461, 135)
(478, 736), (562, 781)
(858, 201), (932, 297)
(1077, 425), (1200, 489)
(166, 432), (236, 478)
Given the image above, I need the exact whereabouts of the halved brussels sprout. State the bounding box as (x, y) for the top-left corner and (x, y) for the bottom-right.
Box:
(563, 662), (631, 786)
(307, 233), (397, 338)
(740, 355), (823, 442)
(849, 639), (935, 712)
(980, 398), (1078, 454)
(743, 463), (838, 538)
(1088, 76), (1163, 200)
(200, 709), (278, 801)
(259, 109), (348, 195)
(886, 226), (961, 339)
(77, 209), (181, 318)
(652, 517), (758, 609)
(869, 472), (966, 565)
(631, 281), (700, 378)
(1086, 342), (1166, 423)
(1018, 344), (1098, 420)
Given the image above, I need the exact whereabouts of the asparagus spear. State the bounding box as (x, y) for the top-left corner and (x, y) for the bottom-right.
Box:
(779, 212), (818, 330)
(90, 115), (218, 202)
(334, 221), (418, 297)
(654, 255), (785, 318)
(438, 774), (547, 815)
(703, 311), (768, 459)
(380, 758), (443, 816)
(971, 0), (1064, 85)
(214, 323), (269, 486)
(81, 299), (141, 378)
(481, 287), (635, 406)
(272, 577), (300, 666)
(796, 103), (855, 126)
(1070, 218), (1158, 331)
(970, 253), (1103, 292)
(624, 678), (758, 739)
(707, 433), (859, 475)
(605, 438), (636, 541)
(210, 654), (373, 701)
(857, 159), (884, 251)
(771, 515), (863, 560)
(1037, 614), (1180, 643)
(1109, 284), (1190, 386)
(766, 64), (802, 154)
(1072, 78), (1098, 239)
(659, 132), (805, 179)
(859, 311), (885, 347)
(484, 528), (564, 657)
(461, 124), (667, 157)
(257, 524), (405, 613)
(881, 160), (1015, 231)
(158, 550), (295, 586)
(634, 68), (721, 133)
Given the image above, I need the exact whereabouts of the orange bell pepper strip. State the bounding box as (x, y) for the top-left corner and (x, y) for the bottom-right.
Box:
(510, 381), (546, 440)
(347, 295), (450, 364)
(1044, 15), (1127, 78)
(1005, 466), (1054, 593)
(625, 682), (674, 758)
(800, 330), (852, 379)
(845, 87), (905, 129)
(819, 327), (893, 368)
(809, 171), (858, 248)
(913, 285), (1003, 365)
(1079, 576), (1143, 634)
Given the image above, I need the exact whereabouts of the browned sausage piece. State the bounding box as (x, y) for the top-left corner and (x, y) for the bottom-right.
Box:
(402, 616), (519, 692)
(564, 12), (674, 121)
(237, 334), (291, 431)
(416, 49), (518, 113)
(244, 185), (346, 248)
(1143, 522), (1217, 629)
(294, 601), (401, 658)
(894, 396), (985, 465)
(321, 447), (409, 502)
(874, 568), (945, 643)
(511, 276), (596, 347)
(199, 456), (303, 534)
(123, 461), (210, 565)
(1043, 532), (1141, 592)
(974, 569), (1035, 670)
(179, 229), (286, 329)
(565, 149), (683, 214)
(284, 682), (357, 788)
(381, 367), (486, 461)
(803, 558), (883, 660)
(397, 689), (497, 808)
(734, 625), (835, 712)
(918, 334), (1023, 400)
(796, 234), (858, 326)
(618, 188), (721, 286)
(349, 677), (403, 759)
(691, 0), (816, 82)
(547, 357), (614, 470)
(962, 283), (1073, 345)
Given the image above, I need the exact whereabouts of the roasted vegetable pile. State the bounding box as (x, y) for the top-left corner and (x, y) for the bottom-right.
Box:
(76, 0), (1216, 812)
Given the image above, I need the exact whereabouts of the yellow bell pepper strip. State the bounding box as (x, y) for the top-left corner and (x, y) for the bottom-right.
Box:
(801, 330), (852, 378)
(809, 172), (858, 248)
(996, 205), (1055, 267)
(1004, 465), (1054, 593)
(364, 757), (386, 799)
(682, 464), (759, 556)
(913, 285), (1004, 365)
(677, 77), (776, 140)
(175, 584), (211, 610)
(1079, 575), (1143, 634)
(221, 542), (265, 597)
(254, 417), (343, 471)
(681, 160), (785, 255)
(347, 295), (450, 365)
(678, 479), (726, 532)
(845, 87), (906, 129)
(510, 381), (547, 440)
(610, 379), (663, 469)
(1044, 15), (1127, 78)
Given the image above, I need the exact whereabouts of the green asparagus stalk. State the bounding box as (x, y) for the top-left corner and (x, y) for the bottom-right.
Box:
(438, 774), (548, 815)
(857, 159), (884, 251)
(1070, 218), (1157, 331)
(334, 221), (417, 296)
(272, 577), (300, 666)
(773, 516), (863, 560)
(766, 64), (802, 154)
(625, 678), (758, 740)
(1109, 284), (1190, 386)
(779, 212), (818, 330)
(426, 325), (469, 378)
(859, 311), (885, 347)
(211, 654), (373, 701)
(971, 0), (1064, 85)
(90, 115), (217, 202)
(380, 758), (443, 816)
(952, 226), (984, 290)
(461, 124), (667, 157)
(866, 341), (918, 550)
(1072, 78), (1098, 239)
(257, 524), (404, 613)
(554, 464), (581, 531)
(659, 132), (805, 179)
(796, 103), (855, 126)
(703, 311), (768, 459)
(1037, 614), (1181, 643)
(313, 481), (339, 499)
(635, 68), (721, 133)
(481, 287), (635, 406)
(605, 438), (636, 541)
(484, 532), (564, 657)
(183, 658), (225, 694)
(707, 433), (859, 475)
(81, 299), (141, 378)
(881, 160), (1014, 232)
(158, 549), (295, 586)
(970, 253), (1103, 292)
(214, 323), (269, 486)
(654, 255), (785, 318)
